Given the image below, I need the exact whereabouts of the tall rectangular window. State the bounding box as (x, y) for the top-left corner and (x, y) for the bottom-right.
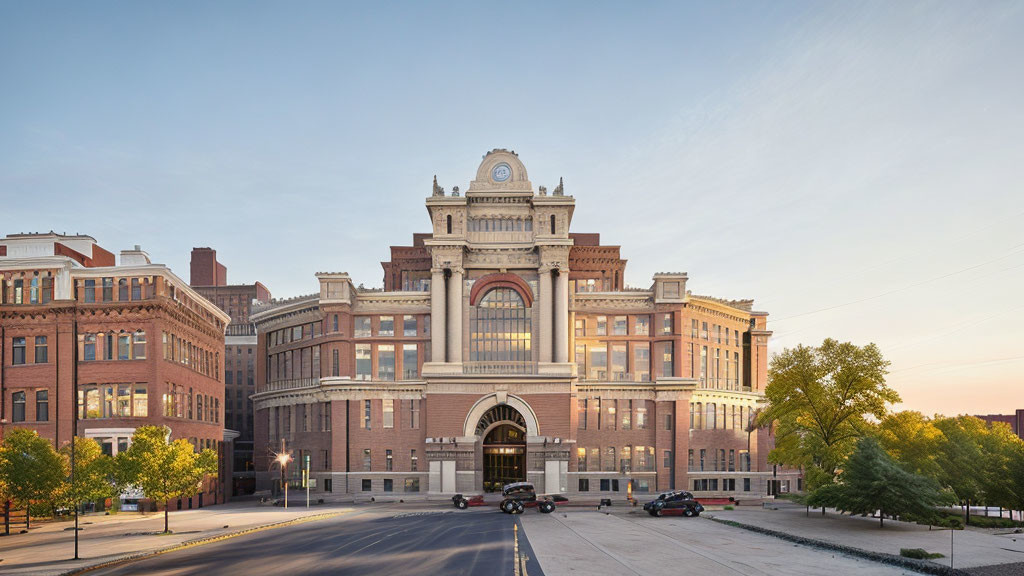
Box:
(377, 344), (395, 381)
(386, 449), (393, 471)
(383, 399), (394, 428)
(84, 334), (96, 361)
(634, 344), (650, 382)
(118, 334), (131, 360)
(577, 398), (587, 429)
(575, 344), (586, 376)
(84, 279), (96, 303)
(577, 447), (587, 472)
(364, 399), (371, 430)
(610, 344), (627, 381)
(355, 344), (372, 380)
(12, 391), (26, 422)
(410, 399), (420, 429)
(574, 319), (585, 337)
(661, 342), (674, 377)
(133, 331), (146, 360)
(691, 319), (698, 338)
(403, 344), (418, 380)
(363, 448), (371, 471)
(34, 336), (48, 363)
(12, 337), (26, 365)
(701, 321), (708, 340)
(131, 278), (141, 300)
(29, 278), (39, 304)
(117, 279), (128, 301)
(332, 349), (340, 377)
(604, 446), (616, 472)
(36, 390), (49, 421)
(379, 316), (394, 337)
(332, 314), (339, 332)
(134, 385), (148, 417)
(663, 450), (672, 469)
(102, 278), (113, 301)
(588, 345), (607, 381)
(410, 449), (418, 471)
(403, 315), (417, 336)
(661, 313), (673, 335)
(700, 346), (708, 385)
(596, 316), (607, 336)
(13, 279), (23, 304)
(354, 317), (371, 338)
(621, 400), (632, 430)
(636, 403), (648, 429)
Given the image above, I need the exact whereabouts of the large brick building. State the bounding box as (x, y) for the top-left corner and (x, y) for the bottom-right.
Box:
(0, 233), (231, 506)
(189, 247), (272, 496)
(252, 150), (799, 499)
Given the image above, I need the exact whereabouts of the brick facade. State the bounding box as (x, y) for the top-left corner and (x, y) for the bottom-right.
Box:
(0, 234), (231, 508)
(250, 150), (800, 501)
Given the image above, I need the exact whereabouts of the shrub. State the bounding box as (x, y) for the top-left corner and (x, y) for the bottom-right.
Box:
(900, 548), (944, 560)
(723, 505), (734, 510)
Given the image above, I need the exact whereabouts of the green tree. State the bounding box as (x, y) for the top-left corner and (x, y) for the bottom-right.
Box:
(0, 429), (64, 527)
(808, 437), (952, 527)
(876, 411), (943, 478)
(57, 438), (118, 510)
(116, 426), (217, 533)
(759, 339), (898, 490)
(933, 416), (986, 524)
(977, 421), (1023, 517)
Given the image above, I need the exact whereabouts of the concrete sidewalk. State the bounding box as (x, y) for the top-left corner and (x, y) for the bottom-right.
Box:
(710, 505), (1024, 572)
(520, 510), (914, 575)
(0, 502), (348, 576)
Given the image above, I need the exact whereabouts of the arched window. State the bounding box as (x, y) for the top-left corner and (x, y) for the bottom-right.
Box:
(446, 215), (452, 235)
(470, 288), (532, 372)
(550, 214), (556, 234)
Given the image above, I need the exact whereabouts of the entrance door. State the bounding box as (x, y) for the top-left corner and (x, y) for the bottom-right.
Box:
(482, 423), (526, 492)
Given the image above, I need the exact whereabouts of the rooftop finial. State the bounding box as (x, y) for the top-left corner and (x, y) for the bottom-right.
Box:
(553, 177), (564, 196)
(432, 175), (445, 197)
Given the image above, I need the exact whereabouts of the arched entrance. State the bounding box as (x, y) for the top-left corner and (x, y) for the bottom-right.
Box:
(477, 404), (527, 492)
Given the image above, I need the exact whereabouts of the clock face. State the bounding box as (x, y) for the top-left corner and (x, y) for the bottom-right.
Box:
(491, 163), (511, 182)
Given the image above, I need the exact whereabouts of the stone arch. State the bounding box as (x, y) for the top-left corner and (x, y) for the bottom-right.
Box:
(469, 273), (533, 307)
(463, 393), (539, 438)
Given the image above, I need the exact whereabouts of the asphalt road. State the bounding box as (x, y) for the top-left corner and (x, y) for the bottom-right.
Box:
(87, 505), (543, 576)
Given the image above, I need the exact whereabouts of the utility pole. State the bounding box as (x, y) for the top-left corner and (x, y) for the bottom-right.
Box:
(71, 301), (79, 560)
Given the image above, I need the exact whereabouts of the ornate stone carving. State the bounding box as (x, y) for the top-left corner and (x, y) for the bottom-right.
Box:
(538, 185), (547, 196)
(432, 175), (445, 197)
(452, 186), (460, 197)
(553, 177), (564, 196)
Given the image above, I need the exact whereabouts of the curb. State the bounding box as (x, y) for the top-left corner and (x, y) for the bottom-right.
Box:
(705, 514), (970, 576)
(60, 511), (344, 575)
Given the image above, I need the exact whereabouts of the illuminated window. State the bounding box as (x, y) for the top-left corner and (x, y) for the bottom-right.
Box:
(469, 288), (532, 370)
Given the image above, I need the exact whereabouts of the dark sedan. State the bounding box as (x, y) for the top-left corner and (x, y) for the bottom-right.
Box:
(643, 491), (704, 517)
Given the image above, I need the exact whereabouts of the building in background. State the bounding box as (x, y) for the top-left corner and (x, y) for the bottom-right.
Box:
(0, 233), (230, 507)
(977, 409), (1024, 440)
(250, 150), (799, 500)
(190, 247), (271, 496)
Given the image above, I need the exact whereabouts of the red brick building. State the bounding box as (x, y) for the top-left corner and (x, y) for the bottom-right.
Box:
(189, 247), (272, 496)
(0, 233), (231, 507)
(252, 150), (799, 499)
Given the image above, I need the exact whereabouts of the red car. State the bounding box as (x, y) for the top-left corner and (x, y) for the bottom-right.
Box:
(452, 494), (487, 509)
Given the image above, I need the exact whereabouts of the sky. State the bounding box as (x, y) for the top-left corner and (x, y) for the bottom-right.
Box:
(1, 1), (1022, 417)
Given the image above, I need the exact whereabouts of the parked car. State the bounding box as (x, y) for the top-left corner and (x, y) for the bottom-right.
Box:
(643, 491), (704, 517)
(452, 494), (487, 509)
(498, 482), (566, 514)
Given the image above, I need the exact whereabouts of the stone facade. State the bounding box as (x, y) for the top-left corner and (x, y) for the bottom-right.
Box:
(251, 150), (800, 500)
(0, 233), (231, 507)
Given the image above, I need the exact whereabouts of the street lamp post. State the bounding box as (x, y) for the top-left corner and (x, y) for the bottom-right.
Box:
(276, 438), (292, 509)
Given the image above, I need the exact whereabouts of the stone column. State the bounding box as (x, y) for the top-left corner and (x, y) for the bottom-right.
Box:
(554, 270), (569, 363)
(431, 269), (446, 363)
(447, 268), (463, 364)
(538, 269), (552, 363)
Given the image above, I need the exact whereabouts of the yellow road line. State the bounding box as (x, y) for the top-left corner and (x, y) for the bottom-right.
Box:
(64, 511), (346, 575)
